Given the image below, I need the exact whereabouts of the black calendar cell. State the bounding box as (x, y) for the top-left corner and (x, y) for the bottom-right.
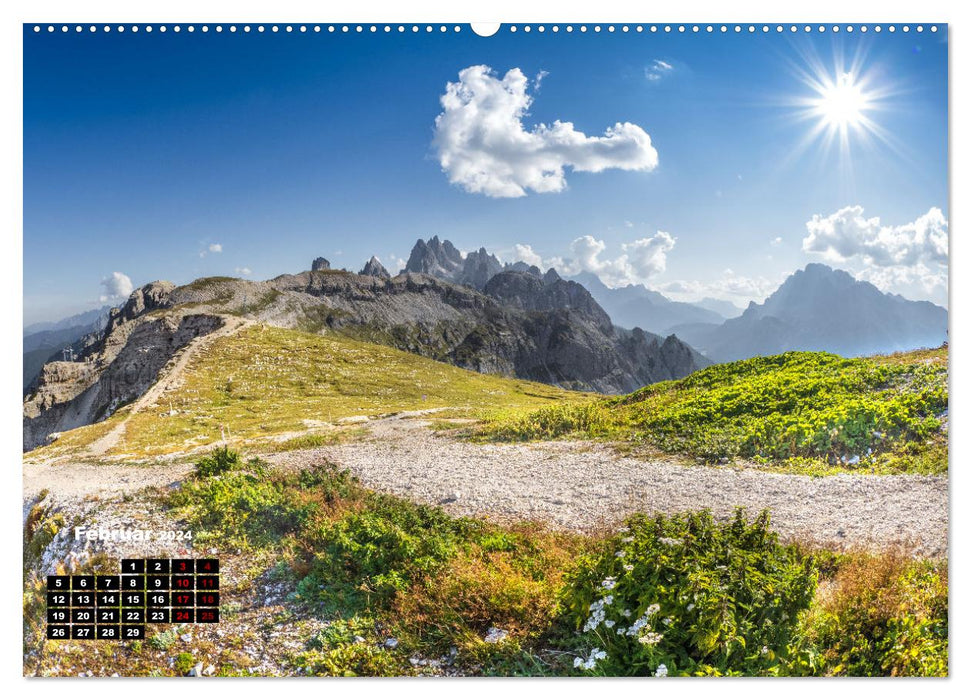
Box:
(122, 608), (145, 624)
(46, 608), (70, 624)
(47, 575), (69, 591)
(172, 592), (194, 606)
(71, 625), (95, 639)
(147, 609), (170, 623)
(172, 559), (195, 574)
(98, 608), (120, 624)
(122, 574), (145, 590)
(122, 625), (145, 640)
(172, 575), (194, 590)
(196, 575), (219, 590)
(71, 591), (95, 607)
(71, 575), (94, 590)
(96, 575), (119, 590)
(196, 608), (219, 624)
(146, 575), (170, 590)
(147, 559), (171, 574)
(96, 626), (120, 640)
(195, 592), (219, 607)
(172, 608), (194, 623)
(122, 591), (144, 607)
(197, 559), (219, 573)
(46, 624), (70, 640)
(47, 591), (70, 607)
(147, 591), (169, 607)
(71, 608), (95, 623)
(121, 558), (145, 573)
(97, 591), (120, 606)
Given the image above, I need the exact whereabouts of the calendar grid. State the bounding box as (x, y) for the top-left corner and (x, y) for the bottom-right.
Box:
(46, 558), (219, 640)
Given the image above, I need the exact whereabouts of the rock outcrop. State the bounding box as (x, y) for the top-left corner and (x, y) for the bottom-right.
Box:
(311, 257), (331, 271)
(359, 256), (391, 279)
(23, 282), (226, 451)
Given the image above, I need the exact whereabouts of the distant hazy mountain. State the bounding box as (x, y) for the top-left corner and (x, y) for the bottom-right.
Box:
(693, 297), (744, 319)
(23, 306), (110, 392)
(24, 305), (110, 336)
(670, 263), (948, 362)
(569, 272), (725, 335)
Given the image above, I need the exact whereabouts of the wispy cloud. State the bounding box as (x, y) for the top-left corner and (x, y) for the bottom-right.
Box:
(646, 59), (674, 82)
(200, 242), (223, 258)
(433, 65), (658, 198)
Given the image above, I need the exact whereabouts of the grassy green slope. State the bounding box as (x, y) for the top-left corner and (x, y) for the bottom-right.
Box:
(33, 324), (594, 459)
(481, 346), (948, 475)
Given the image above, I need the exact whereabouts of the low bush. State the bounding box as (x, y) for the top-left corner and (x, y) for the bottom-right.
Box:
(790, 551), (948, 676)
(193, 446), (243, 478)
(558, 510), (817, 676)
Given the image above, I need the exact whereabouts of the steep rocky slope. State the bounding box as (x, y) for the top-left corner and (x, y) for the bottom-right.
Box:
(24, 262), (705, 450)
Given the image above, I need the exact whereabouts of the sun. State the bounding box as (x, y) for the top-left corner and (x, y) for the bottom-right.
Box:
(783, 51), (899, 176)
(814, 72), (870, 128)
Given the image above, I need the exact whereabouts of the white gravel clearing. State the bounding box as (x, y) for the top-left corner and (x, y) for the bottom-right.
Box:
(269, 414), (949, 557)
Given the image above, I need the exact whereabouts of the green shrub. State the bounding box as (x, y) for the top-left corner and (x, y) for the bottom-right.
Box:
(299, 494), (484, 613)
(791, 552), (947, 676)
(483, 350), (948, 473)
(194, 446), (243, 478)
(559, 510), (817, 676)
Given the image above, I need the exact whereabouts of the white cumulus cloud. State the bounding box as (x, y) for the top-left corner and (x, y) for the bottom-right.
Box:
(209, 243), (223, 253)
(802, 205), (948, 295)
(433, 65), (659, 198)
(516, 232), (675, 287)
(235, 267), (252, 276)
(99, 272), (134, 302)
(513, 243), (543, 267)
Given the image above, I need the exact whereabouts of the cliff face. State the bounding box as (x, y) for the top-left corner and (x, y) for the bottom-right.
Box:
(24, 260), (706, 451)
(23, 282), (226, 451)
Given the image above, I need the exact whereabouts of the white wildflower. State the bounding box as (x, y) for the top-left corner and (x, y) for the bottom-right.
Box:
(622, 609), (632, 618)
(574, 657), (583, 668)
(621, 537), (634, 543)
(601, 577), (617, 590)
(604, 620), (615, 628)
(654, 663), (668, 677)
(687, 604), (695, 611)
(615, 550), (626, 558)
(623, 564), (634, 572)
(662, 617), (672, 626)
(658, 537), (683, 547)
(646, 603), (660, 617)
(638, 632), (663, 645)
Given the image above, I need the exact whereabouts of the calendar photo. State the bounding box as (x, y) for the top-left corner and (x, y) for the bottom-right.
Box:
(23, 21), (948, 678)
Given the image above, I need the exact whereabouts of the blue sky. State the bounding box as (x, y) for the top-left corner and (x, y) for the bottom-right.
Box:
(24, 24), (948, 324)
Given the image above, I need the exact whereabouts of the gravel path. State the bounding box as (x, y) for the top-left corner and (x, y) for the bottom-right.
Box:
(24, 412), (949, 558)
(269, 413), (949, 557)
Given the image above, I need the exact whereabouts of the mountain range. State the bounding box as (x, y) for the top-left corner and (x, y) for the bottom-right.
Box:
(23, 243), (706, 450)
(24, 238), (948, 451)
(668, 263), (948, 362)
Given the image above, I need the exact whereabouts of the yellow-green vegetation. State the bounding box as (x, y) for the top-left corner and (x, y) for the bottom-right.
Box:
(29, 324), (592, 459)
(149, 449), (948, 676)
(481, 347), (948, 475)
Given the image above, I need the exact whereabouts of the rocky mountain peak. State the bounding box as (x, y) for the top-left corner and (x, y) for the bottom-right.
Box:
(405, 236), (464, 278)
(359, 256), (391, 279)
(312, 257), (331, 271)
